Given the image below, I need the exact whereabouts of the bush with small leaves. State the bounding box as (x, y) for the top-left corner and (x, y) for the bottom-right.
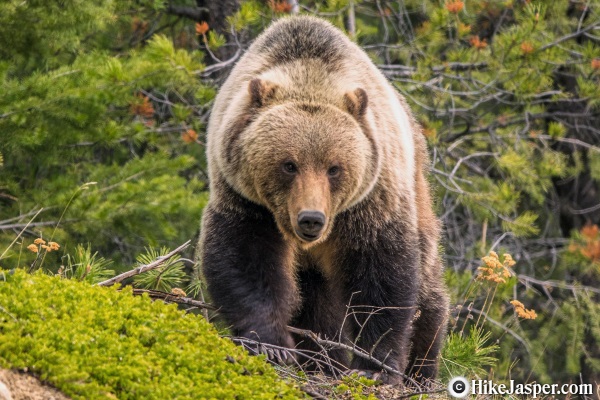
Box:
(0, 269), (303, 400)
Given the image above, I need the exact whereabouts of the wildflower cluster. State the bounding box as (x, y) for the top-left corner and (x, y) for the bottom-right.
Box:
(195, 21), (209, 36)
(520, 41), (535, 55)
(445, 1), (464, 14)
(129, 94), (154, 118)
(477, 251), (515, 284)
(181, 129), (198, 144)
(510, 300), (537, 320)
(27, 238), (60, 254)
(171, 287), (187, 297)
(268, 0), (292, 13)
(568, 224), (600, 263)
(470, 36), (488, 50)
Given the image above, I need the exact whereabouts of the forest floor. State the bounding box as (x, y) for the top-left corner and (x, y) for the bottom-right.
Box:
(0, 369), (69, 400)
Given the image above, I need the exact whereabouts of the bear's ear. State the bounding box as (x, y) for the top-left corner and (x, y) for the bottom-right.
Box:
(248, 79), (278, 108)
(343, 88), (368, 119)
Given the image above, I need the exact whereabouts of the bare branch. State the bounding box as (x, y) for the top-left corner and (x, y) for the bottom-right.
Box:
(165, 5), (208, 22)
(347, 0), (356, 38)
(287, 0), (299, 15)
(287, 325), (421, 387)
(0, 220), (75, 231)
(199, 48), (242, 78)
(131, 288), (216, 310)
(518, 274), (600, 295)
(538, 20), (600, 51)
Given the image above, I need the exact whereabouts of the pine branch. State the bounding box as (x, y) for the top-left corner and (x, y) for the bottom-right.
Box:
(538, 20), (600, 52)
(96, 240), (191, 287)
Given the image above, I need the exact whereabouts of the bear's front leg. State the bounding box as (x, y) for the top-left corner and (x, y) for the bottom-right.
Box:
(200, 203), (299, 362)
(335, 214), (420, 385)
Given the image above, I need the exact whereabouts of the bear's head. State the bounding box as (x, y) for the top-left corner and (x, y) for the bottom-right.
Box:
(222, 79), (380, 247)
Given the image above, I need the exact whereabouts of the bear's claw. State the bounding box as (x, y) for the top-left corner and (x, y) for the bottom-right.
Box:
(247, 343), (296, 366)
(344, 369), (402, 385)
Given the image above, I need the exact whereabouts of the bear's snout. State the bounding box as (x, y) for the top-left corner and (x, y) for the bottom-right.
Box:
(296, 210), (326, 241)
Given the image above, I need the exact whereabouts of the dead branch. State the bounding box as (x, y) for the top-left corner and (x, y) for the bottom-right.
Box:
(0, 220), (76, 230)
(165, 5), (208, 22)
(395, 388), (447, 398)
(199, 48), (242, 78)
(299, 386), (328, 399)
(517, 274), (600, 295)
(96, 240), (191, 287)
(131, 288), (216, 310)
(287, 326), (420, 387)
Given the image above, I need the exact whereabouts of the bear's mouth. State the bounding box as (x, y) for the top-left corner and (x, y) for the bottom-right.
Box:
(294, 229), (321, 242)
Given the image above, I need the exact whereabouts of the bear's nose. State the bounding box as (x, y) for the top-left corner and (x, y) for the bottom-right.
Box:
(297, 211), (326, 240)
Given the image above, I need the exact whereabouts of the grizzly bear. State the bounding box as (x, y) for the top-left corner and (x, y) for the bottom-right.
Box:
(198, 16), (449, 384)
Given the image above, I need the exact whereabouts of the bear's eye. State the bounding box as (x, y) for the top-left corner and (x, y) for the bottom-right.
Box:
(327, 166), (341, 178)
(282, 162), (298, 174)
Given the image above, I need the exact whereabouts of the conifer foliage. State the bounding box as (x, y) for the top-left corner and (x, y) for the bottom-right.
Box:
(1, 1), (210, 266)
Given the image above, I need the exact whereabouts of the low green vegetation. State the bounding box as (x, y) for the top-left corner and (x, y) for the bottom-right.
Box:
(0, 269), (303, 399)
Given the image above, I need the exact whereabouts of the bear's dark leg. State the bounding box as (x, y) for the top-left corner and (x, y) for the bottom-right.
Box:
(406, 288), (449, 384)
(201, 204), (299, 361)
(291, 262), (350, 374)
(335, 216), (420, 385)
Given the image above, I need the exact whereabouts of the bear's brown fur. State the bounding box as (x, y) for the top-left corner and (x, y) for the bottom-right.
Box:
(199, 16), (449, 384)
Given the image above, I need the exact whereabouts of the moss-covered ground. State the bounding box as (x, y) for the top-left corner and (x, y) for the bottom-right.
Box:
(0, 269), (303, 399)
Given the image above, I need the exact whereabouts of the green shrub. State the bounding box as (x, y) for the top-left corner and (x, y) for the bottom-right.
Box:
(0, 269), (303, 399)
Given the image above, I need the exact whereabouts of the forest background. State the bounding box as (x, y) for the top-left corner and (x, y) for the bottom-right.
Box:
(1, 0), (599, 392)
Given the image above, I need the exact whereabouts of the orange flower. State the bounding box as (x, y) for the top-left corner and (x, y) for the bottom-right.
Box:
(269, 0), (292, 13)
(132, 17), (148, 34)
(470, 36), (488, 50)
(171, 288), (187, 297)
(195, 21), (209, 36)
(510, 299), (524, 309)
(510, 300), (537, 320)
(181, 129), (198, 144)
(582, 224), (599, 240)
(592, 59), (600, 70)
(571, 224), (600, 263)
(48, 242), (60, 251)
(130, 94), (154, 118)
(520, 41), (534, 55)
(27, 244), (39, 253)
(34, 238), (46, 245)
(477, 251), (515, 284)
(446, 1), (464, 14)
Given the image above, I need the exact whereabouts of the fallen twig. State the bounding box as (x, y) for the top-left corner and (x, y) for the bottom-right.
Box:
(395, 388), (447, 398)
(288, 326), (420, 388)
(96, 240), (191, 287)
(131, 288), (216, 310)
